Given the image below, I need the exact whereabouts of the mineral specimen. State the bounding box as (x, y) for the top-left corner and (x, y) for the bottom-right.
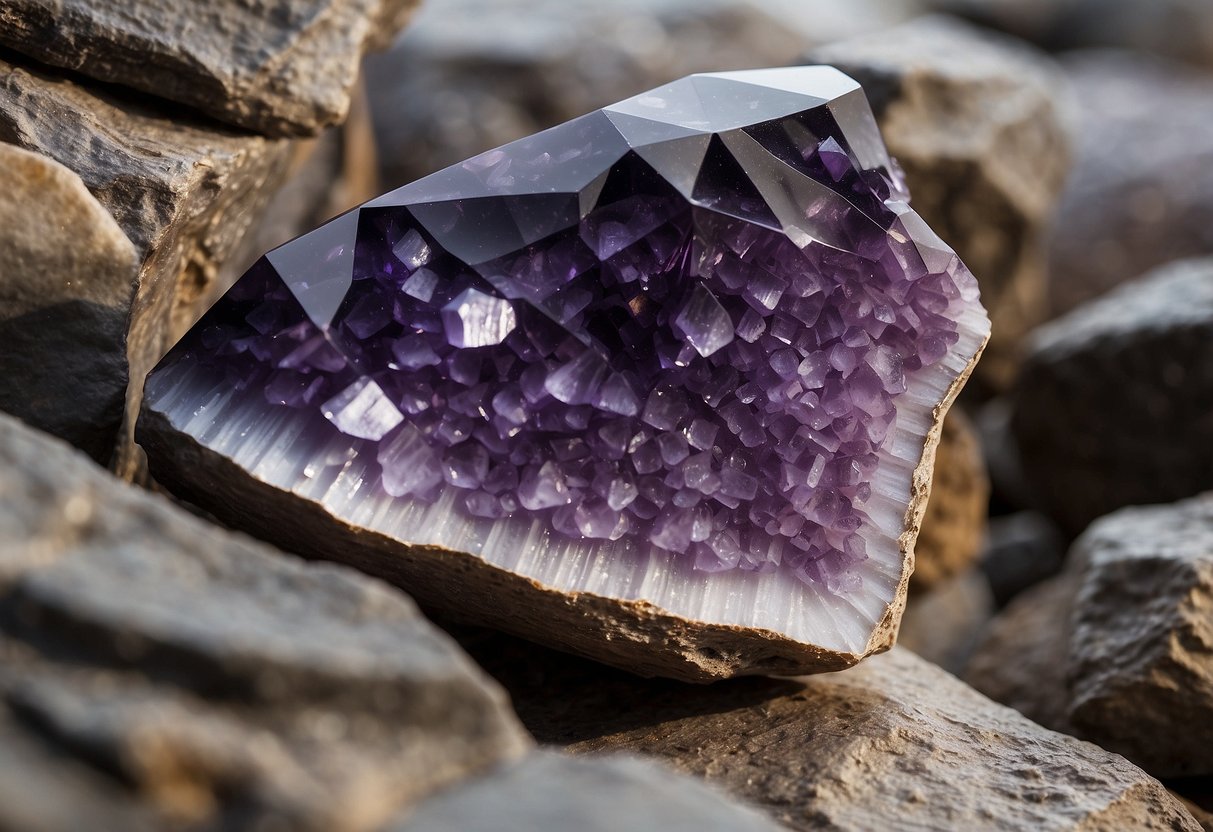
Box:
(138, 67), (989, 680)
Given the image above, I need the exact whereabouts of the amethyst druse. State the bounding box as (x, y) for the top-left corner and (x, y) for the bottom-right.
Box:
(138, 67), (990, 681)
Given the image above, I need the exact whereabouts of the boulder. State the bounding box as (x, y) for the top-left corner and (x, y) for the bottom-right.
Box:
(0, 412), (530, 830)
(809, 16), (1071, 393)
(1012, 256), (1213, 534)
(0, 57), (293, 470)
(914, 408), (989, 589)
(388, 753), (783, 832)
(1047, 51), (1213, 316)
(980, 510), (1065, 606)
(1066, 495), (1213, 777)
(0, 0), (418, 136)
(365, 0), (919, 188)
(899, 568), (994, 674)
(457, 633), (1199, 831)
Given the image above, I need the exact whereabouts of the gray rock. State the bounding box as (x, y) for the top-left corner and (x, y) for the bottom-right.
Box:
(1046, 51), (1213, 316)
(0, 0), (418, 137)
(981, 510), (1065, 606)
(964, 573), (1076, 734)
(1066, 495), (1213, 777)
(913, 408), (989, 590)
(458, 633), (1198, 831)
(899, 568), (994, 674)
(1012, 257), (1213, 534)
(0, 57), (293, 470)
(809, 16), (1071, 393)
(927, 0), (1213, 69)
(389, 752), (783, 832)
(365, 0), (919, 188)
(0, 412), (530, 830)
(0, 144), (139, 464)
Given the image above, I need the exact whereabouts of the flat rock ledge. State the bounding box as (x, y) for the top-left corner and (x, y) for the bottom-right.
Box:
(0, 0), (419, 136)
(0, 412), (530, 831)
(456, 632), (1199, 832)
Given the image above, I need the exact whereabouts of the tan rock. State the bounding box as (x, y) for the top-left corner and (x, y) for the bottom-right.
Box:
(913, 408), (989, 589)
(458, 634), (1199, 832)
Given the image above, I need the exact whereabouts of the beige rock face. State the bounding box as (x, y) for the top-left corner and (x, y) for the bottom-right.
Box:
(0, 57), (293, 469)
(388, 753), (784, 832)
(0, 144), (139, 462)
(0, 0), (419, 136)
(810, 16), (1071, 393)
(1066, 495), (1213, 777)
(913, 409), (989, 589)
(457, 633), (1198, 832)
(0, 413), (530, 831)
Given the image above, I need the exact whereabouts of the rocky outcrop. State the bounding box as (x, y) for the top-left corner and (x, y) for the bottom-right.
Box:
(0, 412), (530, 830)
(1047, 51), (1213, 316)
(457, 632), (1198, 831)
(0, 58), (293, 469)
(809, 16), (1071, 393)
(388, 753), (783, 832)
(914, 409), (989, 589)
(0, 0), (419, 136)
(1012, 257), (1213, 534)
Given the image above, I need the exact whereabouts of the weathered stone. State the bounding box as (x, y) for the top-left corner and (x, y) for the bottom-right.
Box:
(809, 16), (1071, 393)
(0, 0), (418, 137)
(0, 144), (139, 463)
(1012, 257), (1213, 534)
(1046, 51), (1213, 316)
(899, 568), (994, 674)
(0, 56), (293, 471)
(981, 510), (1064, 606)
(458, 633), (1198, 831)
(388, 752), (783, 832)
(1066, 495), (1213, 777)
(366, 0), (919, 188)
(927, 0), (1213, 69)
(914, 408), (989, 589)
(964, 573), (1076, 734)
(0, 412), (530, 830)
(976, 397), (1037, 514)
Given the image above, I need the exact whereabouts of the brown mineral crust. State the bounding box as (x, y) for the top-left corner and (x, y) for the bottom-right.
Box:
(138, 332), (983, 682)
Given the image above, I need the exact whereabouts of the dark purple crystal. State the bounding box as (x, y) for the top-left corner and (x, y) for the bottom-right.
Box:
(148, 68), (981, 595)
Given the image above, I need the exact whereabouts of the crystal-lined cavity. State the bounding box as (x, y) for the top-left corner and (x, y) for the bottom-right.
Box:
(146, 67), (983, 598)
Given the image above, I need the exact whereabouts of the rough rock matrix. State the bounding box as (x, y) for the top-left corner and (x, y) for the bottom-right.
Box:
(140, 67), (989, 680)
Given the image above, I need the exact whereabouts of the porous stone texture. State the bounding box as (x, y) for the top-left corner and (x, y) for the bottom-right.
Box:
(899, 568), (994, 674)
(0, 412), (531, 830)
(964, 573), (1076, 733)
(365, 0), (919, 188)
(0, 56), (293, 470)
(456, 633), (1199, 832)
(1012, 257), (1213, 534)
(388, 752), (783, 832)
(1046, 51), (1213, 316)
(980, 510), (1065, 606)
(0, 143), (139, 463)
(140, 67), (989, 681)
(912, 408), (988, 589)
(0, 0), (418, 136)
(1066, 495), (1213, 777)
(928, 0), (1213, 69)
(809, 16), (1071, 394)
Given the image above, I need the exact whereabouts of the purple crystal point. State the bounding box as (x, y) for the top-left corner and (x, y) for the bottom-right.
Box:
(143, 66), (988, 606)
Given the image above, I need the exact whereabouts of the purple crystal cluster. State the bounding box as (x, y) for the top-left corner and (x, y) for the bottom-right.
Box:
(150, 68), (979, 594)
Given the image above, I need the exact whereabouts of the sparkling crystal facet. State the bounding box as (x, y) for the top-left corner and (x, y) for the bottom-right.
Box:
(145, 67), (986, 596)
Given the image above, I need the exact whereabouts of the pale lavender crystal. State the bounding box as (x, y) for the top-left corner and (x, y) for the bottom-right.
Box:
(148, 67), (984, 596)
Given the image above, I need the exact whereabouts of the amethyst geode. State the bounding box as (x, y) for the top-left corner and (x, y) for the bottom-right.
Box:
(139, 68), (989, 680)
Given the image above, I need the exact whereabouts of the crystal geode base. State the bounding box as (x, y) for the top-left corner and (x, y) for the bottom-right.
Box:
(138, 67), (989, 680)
